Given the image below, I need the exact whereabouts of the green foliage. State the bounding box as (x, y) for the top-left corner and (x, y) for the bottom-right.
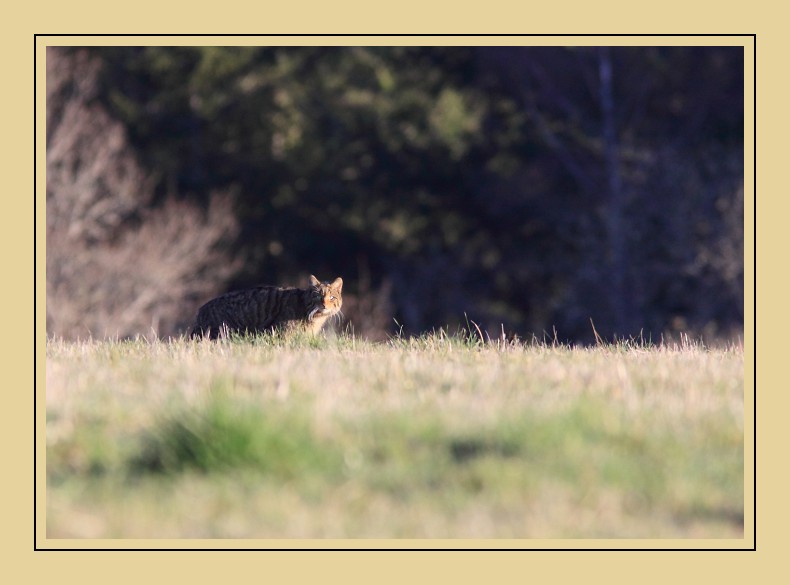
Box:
(65, 46), (744, 342)
(132, 398), (341, 478)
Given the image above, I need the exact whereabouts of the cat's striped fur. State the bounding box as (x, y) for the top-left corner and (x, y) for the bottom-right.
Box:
(190, 275), (343, 339)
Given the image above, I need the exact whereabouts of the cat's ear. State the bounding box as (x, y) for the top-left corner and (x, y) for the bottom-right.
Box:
(309, 275), (321, 287)
(331, 277), (343, 292)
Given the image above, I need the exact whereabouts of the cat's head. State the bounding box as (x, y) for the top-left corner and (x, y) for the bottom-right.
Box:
(308, 275), (343, 318)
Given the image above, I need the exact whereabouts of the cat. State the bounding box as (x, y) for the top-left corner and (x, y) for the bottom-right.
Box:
(190, 275), (343, 339)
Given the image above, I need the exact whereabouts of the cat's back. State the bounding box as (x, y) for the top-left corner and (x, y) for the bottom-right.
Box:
(192, 284), (299, 337)
(199, 284), (279, 309)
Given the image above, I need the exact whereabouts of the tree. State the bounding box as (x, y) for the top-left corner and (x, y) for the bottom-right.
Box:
(47, 47), (239, 339)
(47, 46), (744, 342)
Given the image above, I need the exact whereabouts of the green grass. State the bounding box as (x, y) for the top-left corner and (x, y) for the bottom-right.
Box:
(45, 333), (744, 539)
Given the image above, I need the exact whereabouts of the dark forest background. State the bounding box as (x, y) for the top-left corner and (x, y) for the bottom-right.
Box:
(45, 45), (744, 343)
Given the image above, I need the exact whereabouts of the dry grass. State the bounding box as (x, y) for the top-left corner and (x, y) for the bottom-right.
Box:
(45, 333), (744, 539)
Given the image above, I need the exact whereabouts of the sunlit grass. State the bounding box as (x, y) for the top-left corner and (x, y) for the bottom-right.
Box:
(45, 332), (744, 539)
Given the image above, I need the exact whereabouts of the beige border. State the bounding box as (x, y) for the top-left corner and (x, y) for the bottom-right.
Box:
(12, 2), (771, 578)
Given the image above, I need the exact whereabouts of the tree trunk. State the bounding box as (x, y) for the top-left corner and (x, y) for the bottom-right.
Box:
(598, 47), (633, 336)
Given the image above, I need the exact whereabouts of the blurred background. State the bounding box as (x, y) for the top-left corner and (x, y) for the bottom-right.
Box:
(45, 45), (744, 343)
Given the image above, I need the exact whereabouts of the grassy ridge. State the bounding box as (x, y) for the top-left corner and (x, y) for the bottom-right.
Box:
(45, 334), (744, 538)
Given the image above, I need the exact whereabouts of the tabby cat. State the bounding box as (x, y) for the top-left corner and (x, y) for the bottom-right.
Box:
(190, 275), (343, 339)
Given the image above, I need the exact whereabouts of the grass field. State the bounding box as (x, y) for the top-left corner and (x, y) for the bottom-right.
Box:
(45, 332), (744, 539)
